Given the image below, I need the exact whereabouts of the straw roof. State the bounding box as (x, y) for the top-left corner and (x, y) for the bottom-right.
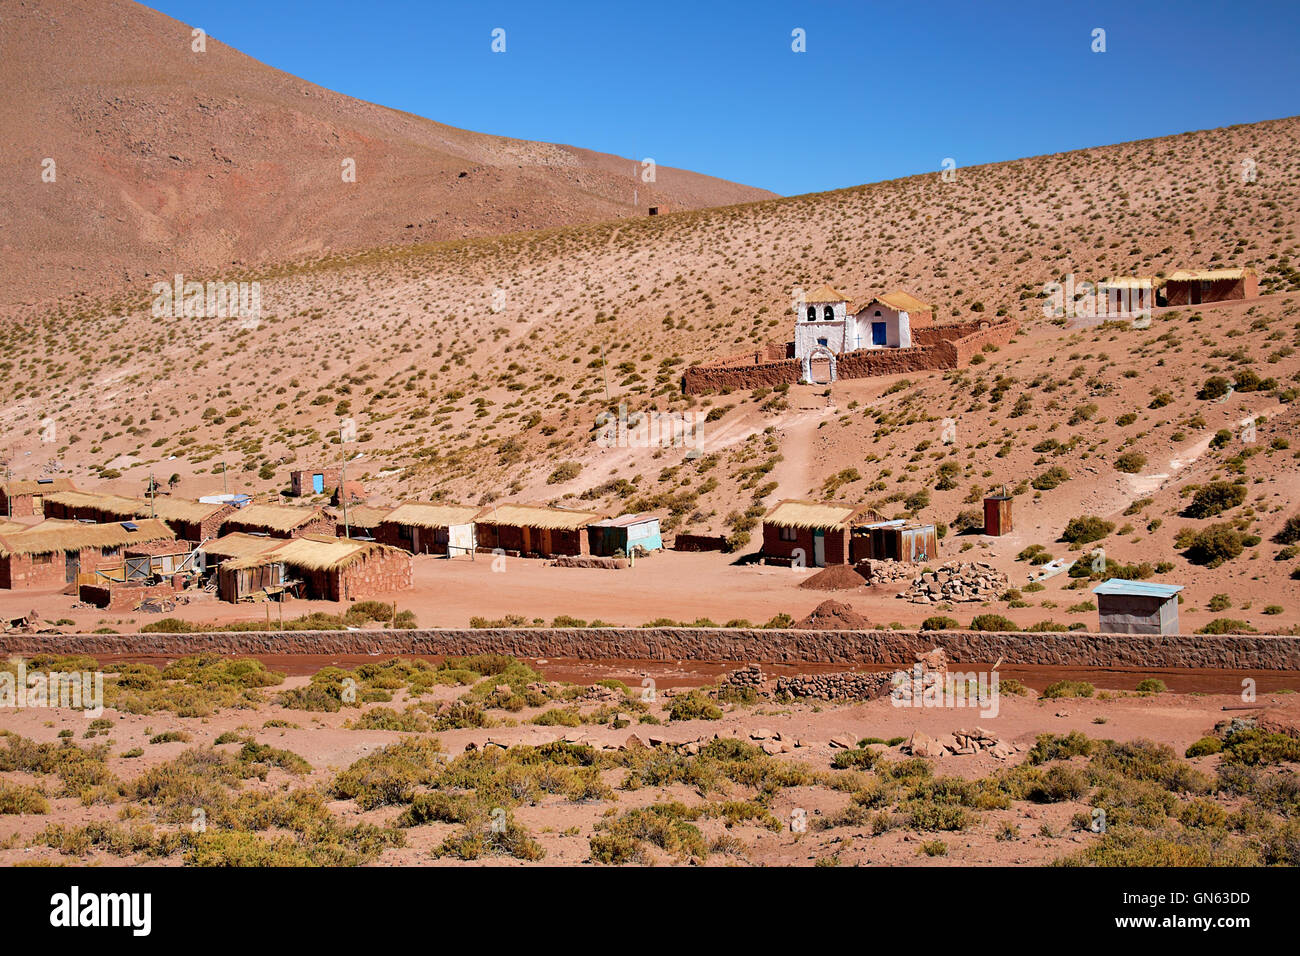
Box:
(1166, 268), (1255, 282)
(590, 513), (659, 529)
(474, 503), (605, 531)
(40, 490), (226, 524)
(201, 532), (284, 562)
(0, 518), (175, 557)
(221, 504), (324, 533)
(2, 478), (75, 497)
(872, 290), (933, 314)
(0, 520), (30, 535)
(333, 505), (393, 529)
(382, 502), (479, 530)
(804, 284), (848, 304)
(763, 499), (883, 530)
(225, 535), (405, 573)
(1098, 275), (1160, 289)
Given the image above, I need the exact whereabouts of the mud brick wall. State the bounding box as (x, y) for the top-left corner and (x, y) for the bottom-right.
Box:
(0, 551), (67, 590)
(947, 319), (1019, 364)
(683, 357), (802, 394)
(672, 533), (728, 552)
(0, 491), (36, 517)
(837, 343), (954, 377)
(7, 627), (1300, 672)
(79, 582), (176, 611)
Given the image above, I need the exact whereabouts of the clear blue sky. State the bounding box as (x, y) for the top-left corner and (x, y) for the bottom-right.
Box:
(151, 0), (1300, 196)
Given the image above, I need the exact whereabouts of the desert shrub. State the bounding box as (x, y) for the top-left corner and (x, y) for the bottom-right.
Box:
(1185, 737), (1224, 758)
(1198, 376), (1232, 400)
(1032, 466), (1070, 490)
(1176, 524), (1247, 567)
(969, 614), (1018, 632)
(0, 781), (48, 814)
(1196, 618), (1257, 635)
(1275, 514), (1300, 545)
(1221, 728), (1300, 766)
(920, 615), (959, 631)
(1113, 451), (1147, 474)
(332, 738), (446, 809)
(667, 692), (722, 721)
(1185, 482), (1247, 518)
(1062, 516), (1114, 544)
(1135, 678), (1166, 694)
(1042, 680), (1094, 699)
(590, 803), (708, 864)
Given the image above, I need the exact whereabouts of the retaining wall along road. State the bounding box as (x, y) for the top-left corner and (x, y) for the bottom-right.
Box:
(2, 627), (1299, 670)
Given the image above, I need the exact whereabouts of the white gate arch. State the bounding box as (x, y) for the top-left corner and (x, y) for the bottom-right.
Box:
(801, 345), (837, 384)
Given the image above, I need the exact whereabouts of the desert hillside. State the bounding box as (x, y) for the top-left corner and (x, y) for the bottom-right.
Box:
(3, 114), (1300, 630)
(0, 0), (774, 308)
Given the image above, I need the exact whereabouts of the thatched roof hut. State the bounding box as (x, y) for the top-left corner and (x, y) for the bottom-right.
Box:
(0, 518), (176, 557)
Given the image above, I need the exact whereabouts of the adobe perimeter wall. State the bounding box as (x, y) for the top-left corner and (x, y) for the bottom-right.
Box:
(682, 319), (1018, 394)
(3, 627), (1298, 671)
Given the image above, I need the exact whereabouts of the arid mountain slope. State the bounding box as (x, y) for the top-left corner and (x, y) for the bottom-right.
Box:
(3, 116), (1300, 630)
(0, 0), (774, 307)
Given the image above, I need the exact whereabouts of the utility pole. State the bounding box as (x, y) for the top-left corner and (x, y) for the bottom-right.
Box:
(601, 342), (610, 404)
(222, 459), (228, 497)
(148, 471), (156, 518)
(340, 419), (350, 539)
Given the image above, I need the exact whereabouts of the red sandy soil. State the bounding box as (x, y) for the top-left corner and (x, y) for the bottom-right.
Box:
(799, 565), (869, 590)
(0, 0), (774, 308)
(2, 673), (1298, 866)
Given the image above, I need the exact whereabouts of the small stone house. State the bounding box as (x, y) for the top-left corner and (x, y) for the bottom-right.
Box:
(1162, 268), (1258, 306)
(0, 478), (76, 518)
(216, 535), (413, 602)
(219, 503), (333, 539)
(376, 502), (479, 556)
(761, 499), (883, 567)
(289, 466), (343, 497)
(474, 504), (606, 558)
(0, 518), (176, 590)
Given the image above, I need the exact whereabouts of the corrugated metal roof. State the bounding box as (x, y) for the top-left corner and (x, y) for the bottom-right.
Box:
(590, 513), (659, 529)
(1092, 579), (1183, 598)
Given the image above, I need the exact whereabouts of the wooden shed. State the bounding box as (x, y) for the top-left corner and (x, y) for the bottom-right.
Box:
(1092, 579), (1183, 635)
(851, 520), (938, 563)
(377, 502), (479, 556)
(474, 504), (605, 558)
(761, 500), (883, 567)
(983, 494), (1013, 536)
(217, 535), (412, 602)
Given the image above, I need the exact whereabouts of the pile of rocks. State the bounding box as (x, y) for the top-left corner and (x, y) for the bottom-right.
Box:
(774, 670), (894, 701)
(857, 559), (913, 586)
(901, 560), (1008, 604)
(719, 663), (766, 694)
(906, 727), (1018, 760)
(552, 556), (628, 570)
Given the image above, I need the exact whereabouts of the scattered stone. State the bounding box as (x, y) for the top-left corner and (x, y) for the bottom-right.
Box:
(829, 735), (855, 749)
(900, 560), (1008, 604)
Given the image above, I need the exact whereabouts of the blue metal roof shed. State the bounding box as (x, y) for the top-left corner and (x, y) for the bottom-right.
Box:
(1092, 579), (1183, 634)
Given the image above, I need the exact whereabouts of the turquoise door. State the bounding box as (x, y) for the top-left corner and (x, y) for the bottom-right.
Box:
(312, 473), (325, 494)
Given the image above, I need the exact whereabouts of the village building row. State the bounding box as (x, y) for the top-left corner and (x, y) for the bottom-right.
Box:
(216, 535), (412, 603)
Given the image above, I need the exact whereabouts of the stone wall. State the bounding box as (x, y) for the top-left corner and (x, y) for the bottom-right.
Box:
(4, 626), (1299, 671)
(78, 582), (177, 611)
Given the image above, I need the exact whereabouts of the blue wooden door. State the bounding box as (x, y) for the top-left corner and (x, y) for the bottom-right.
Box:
(871, 322), (887, 345)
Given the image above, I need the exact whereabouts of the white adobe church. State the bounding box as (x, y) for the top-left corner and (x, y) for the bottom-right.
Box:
(794, 284), (934, 381)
